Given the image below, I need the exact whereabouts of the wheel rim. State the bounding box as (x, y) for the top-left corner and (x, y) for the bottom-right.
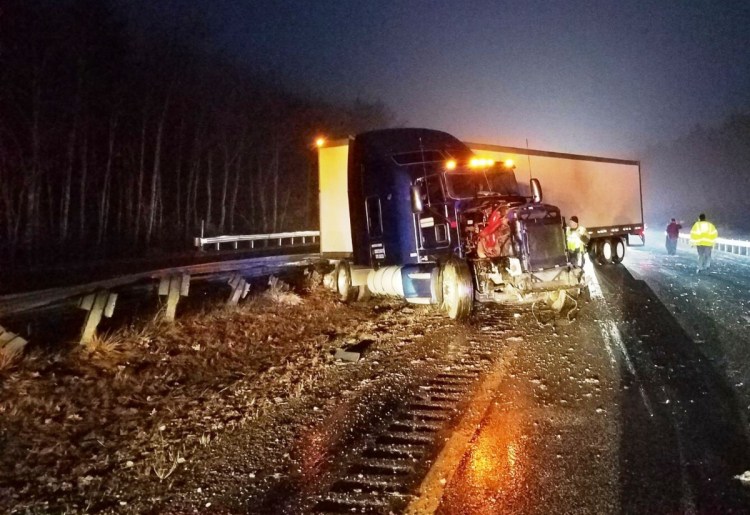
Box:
(601, 241), (612, 262)
(442, 264), (457, 314)
(336, 267), (346, 293)
(336, 264), (350, 296)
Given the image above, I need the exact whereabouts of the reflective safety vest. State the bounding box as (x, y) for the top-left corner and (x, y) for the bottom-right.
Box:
(566, 226), (588, 252)
(690, 220), (718, 247)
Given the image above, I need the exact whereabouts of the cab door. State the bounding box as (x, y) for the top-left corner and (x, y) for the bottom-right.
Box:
(365, 195), (386, 266)
(415, 175), (451, 256)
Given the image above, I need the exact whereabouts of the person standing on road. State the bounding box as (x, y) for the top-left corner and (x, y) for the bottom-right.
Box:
(566, 216), (589, 267)
(665, 218), (682, 255)
(690, 213), (718, 272)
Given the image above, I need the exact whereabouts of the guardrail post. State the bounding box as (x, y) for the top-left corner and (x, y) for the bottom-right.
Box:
(227, 273), (250, 305)
(159, 273), (190, 322)
(0, 325), (28, 359)
(78, 290), (118, 344)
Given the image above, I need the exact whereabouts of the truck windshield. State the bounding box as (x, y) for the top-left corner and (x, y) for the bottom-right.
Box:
(444, 171), (520, 199)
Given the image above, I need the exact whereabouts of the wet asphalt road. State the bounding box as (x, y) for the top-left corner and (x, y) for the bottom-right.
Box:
(234, 246), (750, 514)
(432, 259), (750, 514)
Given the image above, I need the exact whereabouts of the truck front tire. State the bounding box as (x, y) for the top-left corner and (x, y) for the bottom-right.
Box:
(335, 261), (358, 303)
(441, 258), (474, 320)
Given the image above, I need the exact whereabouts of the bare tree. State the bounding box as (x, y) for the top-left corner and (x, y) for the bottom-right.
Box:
(146, 96), (168, 245)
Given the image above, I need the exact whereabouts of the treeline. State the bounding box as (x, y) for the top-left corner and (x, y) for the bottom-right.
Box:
(0, 0), (392, 266)
(643, 112), (750, 234)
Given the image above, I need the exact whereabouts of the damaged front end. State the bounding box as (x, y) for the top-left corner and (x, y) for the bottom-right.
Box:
(468, 203), (585, 305)
(472, 257), (583, 304)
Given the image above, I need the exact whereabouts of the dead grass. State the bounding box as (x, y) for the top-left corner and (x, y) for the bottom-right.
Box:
(0, 349), (20, 371)
(147, 430), (185, 481)
(0, 286), (375, 512)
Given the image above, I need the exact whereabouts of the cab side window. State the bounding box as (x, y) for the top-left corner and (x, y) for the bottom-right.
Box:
(425, 175), (445, 205)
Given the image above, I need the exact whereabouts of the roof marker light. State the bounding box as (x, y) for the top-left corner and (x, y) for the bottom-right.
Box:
(446, 160), (457, 170)
(470, 157), (495, 168)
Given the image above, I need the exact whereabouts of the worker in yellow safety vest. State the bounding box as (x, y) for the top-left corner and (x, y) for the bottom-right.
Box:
(566, 216), (589, 267)
(689, 213), (718, 273)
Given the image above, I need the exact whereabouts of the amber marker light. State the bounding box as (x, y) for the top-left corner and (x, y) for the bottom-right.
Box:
(470, 157), (494, 168)
(504, 159), (515, 168)
(446, 159), (457, 170)
(315, 137), (326, 148)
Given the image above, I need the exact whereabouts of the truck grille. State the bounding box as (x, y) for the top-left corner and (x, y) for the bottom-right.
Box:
(525, 222), (568, 270)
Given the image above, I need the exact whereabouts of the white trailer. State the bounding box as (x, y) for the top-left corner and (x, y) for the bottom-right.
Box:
(466, 142), (644, 264)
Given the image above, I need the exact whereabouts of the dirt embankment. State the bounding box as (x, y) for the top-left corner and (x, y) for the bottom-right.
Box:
(1, 277), (389, 513)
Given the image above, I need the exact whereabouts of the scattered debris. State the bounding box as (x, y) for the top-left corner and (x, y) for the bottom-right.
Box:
(334, 336), (376, 362)
(265, 275), (302, 305)
(334, 348), (361, 362)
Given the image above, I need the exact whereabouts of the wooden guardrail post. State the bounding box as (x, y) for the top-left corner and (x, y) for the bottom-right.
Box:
(0, 325), (28, 359)
(227, 273), (250, 305)
(158, 273), (190, 321)
(78, 290), (118, 344)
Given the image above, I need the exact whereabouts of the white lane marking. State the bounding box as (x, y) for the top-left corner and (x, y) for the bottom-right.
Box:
(583, 259), (603, 299)
(606, 320), (654, 418)
(586, 260), (654, 417)
(597, 320), (618, 367)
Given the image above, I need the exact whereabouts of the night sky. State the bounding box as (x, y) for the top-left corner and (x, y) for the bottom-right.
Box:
(134, 0), (750, 158)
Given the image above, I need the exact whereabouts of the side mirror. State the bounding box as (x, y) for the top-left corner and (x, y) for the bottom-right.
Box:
(410, 185), (424, 214)
(530, 178), (543, 203)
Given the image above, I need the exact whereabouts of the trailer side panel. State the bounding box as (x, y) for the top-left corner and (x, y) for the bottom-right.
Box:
(467, 144), (642, 230)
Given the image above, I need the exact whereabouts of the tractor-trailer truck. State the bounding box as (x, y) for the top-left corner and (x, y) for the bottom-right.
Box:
(318, 128), (626, 320)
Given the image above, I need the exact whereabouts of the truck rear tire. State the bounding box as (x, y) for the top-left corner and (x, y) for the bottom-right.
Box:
(335, 261), (358, 303)
(441, 258), (474, 320)
(611, 237), (625, 264)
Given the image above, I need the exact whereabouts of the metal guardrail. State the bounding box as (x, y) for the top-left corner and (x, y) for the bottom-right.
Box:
(194, 231), (320, 251)
(674, 232), (750, 257)
(0, 251), (326, 346)
(0, 253), (323, 317)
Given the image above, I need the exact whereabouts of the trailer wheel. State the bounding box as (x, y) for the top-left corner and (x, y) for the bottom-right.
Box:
(594, 239), (614, 265)
(335, 261), (357, 303)
(441, 258), (474, 320)
(611, 237), (625, 264)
